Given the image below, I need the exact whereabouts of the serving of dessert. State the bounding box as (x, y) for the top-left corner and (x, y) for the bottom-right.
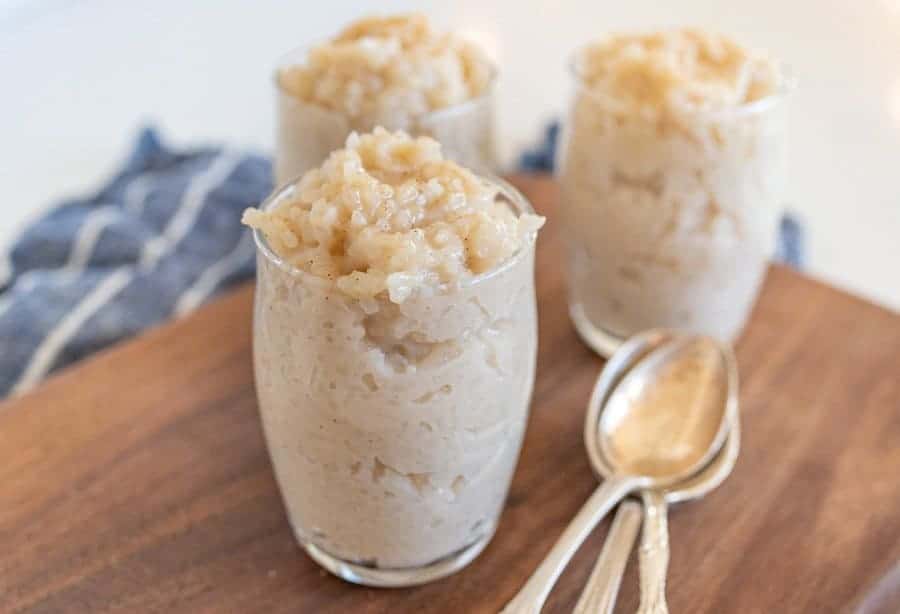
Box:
(275, 14), (497, 184)
(244, 128), (544, 585)
(557, 28), (790, 356)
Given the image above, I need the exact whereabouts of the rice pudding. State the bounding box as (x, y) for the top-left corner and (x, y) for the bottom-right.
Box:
(557, 29), (789, 355)
(275, 14), (497, 183)
(244, 128), (543, 585)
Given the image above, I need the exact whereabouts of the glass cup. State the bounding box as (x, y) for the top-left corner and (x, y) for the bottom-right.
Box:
(251, 177), (539, 587)
(274, 47), (498, 185)
(556, 52), (792, 356)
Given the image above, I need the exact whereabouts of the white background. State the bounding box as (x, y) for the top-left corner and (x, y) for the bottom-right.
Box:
(1, 0), (898, 308)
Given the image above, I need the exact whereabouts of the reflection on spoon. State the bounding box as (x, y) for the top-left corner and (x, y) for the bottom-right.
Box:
(601, 337), (730, 479)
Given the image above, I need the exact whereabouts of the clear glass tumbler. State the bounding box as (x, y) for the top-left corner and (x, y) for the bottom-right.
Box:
(274, 47), (498, 185)
(251, 177), (539, 587)
(557, 55), (792, 356)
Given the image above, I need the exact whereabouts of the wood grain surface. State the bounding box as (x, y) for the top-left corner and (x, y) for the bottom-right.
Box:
(2, 176), (899, 614)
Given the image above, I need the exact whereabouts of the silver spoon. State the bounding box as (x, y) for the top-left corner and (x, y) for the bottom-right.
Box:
(501, 330), (735, 614)
(576, 418), (740, 613)
(575, 330), (740, 613)
(581, 329), (739, 614)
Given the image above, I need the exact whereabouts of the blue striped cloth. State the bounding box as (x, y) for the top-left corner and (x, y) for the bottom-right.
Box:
(0, 128), (272, 397)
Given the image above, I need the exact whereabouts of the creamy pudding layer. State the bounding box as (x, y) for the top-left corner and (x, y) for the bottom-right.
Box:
(558, 29), (787, 340)
(246, 129), (542, 568)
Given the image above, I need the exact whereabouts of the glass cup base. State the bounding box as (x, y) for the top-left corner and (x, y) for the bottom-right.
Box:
(569, 302), (625, 358)
(296, 525), (496, 587)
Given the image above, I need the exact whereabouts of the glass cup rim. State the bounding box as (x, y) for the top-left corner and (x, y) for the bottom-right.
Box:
(567, 43), (796, 118)
(251, 174), (539, 293)
(273, 43), (499, 125)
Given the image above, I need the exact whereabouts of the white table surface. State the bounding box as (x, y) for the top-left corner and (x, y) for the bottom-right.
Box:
(1, 0), (898, 308)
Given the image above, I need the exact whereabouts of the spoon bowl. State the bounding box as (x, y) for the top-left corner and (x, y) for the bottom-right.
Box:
(584, 329), (738, 500)
(584, 329), (741, 504)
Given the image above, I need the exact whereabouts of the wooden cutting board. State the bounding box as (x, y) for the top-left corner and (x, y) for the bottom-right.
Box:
(2, 176), (899, 614)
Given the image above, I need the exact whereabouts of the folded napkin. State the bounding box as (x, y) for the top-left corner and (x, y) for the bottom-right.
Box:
(0, 128), (272, 397)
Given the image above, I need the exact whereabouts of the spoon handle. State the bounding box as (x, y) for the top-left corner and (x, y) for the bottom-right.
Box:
(500, 476), (636, 614)
(573, 500), (642, 614)
(637, 490), (670, 614)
